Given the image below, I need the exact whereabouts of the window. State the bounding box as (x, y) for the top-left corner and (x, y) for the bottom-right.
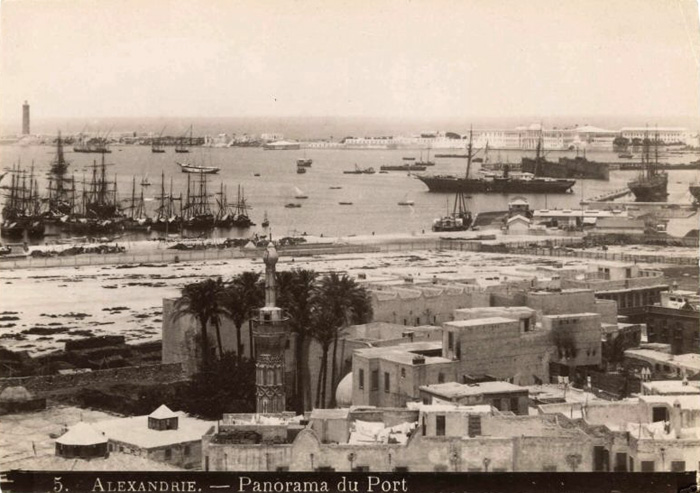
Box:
(184, 445), (191, 456)
(468, 415), (481, 437)
(371, 370), (379, 391)
(164, 449), (172, 460)
(438, 372), (445, 383)
(671, 461), (685, 472)
(384, 372), (390, 393)
(276, 466), (289, 471)
(615, 453), (627, 472)
(436, 415), (446, 436)
(652, 406), (669, 422)
(448, 332), (454, 350)
(641, 461), (655, 472)
(358, 369), (365, 390)
(510, 397), (519, 413)
(415, 317), (420, 326)
(400, 368), (406, 378)
(492, 398), (502, 411)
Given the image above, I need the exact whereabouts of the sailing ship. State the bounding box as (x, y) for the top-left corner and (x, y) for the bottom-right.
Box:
(73, 129), (112, 153)
(415, 130), (576, 194)
(296, 157), (313, 167)
(296, 166), (307, 174)
(397, 194), (414, 206)
(294, 187), (308, 199)
(182, 173), (215, 230)
(261, 211), (270, 228)
(152, 126), (166, 153)
(231, 185), (254, 228)
(627, 131), (668, 202)
(152, 172), (181, 233)
(175, 126), (193, 153)
(123, 177), (152, 232)
(432, 193), (472, 232)
(415, 147), (435, 166)
(1, 163), (45, 238)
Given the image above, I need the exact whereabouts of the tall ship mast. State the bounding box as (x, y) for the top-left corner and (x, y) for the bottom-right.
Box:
(1, 163), (45, 238)
(627, 129), (668, 202)
(83, 154), (122, 220)
(182, 172), (214, 230)
(175, 125), (192, 153)
(46, 131), (75, 218)
(231, 185), (254, 228)
(415, 129), (576, 194)
(152, 126), (167, 153)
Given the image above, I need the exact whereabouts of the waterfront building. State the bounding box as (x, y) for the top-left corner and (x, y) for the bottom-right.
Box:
(620, 127), (693, 145)
(91, 405), (213, 469)
(22, 101), (30, 135)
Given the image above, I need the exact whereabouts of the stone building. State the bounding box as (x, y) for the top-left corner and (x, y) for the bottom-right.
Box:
(419, 381), (529, 415)
(645, 289), (700, 354)
(202, 405), (597, 472)
(92, 405), (213, 469)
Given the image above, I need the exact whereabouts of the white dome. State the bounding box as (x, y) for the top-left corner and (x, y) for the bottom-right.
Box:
(335, 373), (353, 408)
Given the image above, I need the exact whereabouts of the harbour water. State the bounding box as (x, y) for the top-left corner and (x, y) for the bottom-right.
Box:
(1, 144), (698, 241)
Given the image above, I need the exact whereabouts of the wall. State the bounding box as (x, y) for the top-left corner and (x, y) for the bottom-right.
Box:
(544, 313), (602, 368)
(0, 363), (184, 396)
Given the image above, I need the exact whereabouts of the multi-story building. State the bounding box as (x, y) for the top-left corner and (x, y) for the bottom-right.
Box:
(645, 290), (700, 355)
(419, 381), (529, 415)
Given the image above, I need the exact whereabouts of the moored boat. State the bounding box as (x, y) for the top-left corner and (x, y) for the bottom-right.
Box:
(177, 162), (221, 174)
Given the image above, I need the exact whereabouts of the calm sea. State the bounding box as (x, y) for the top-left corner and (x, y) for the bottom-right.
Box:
(1, 143), (698, 241)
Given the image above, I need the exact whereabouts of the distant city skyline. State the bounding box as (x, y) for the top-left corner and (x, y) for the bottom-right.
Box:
(1, 0), (699, 127)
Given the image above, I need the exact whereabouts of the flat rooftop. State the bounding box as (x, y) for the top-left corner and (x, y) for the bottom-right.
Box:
(420, 381), (526, 398)
(642, 380), (700, 395)
(93, 412), (214, 449)
(444, 317), (518, 328)
(355, 341), (445, 364)
(639, 395), (700, 410)
(625, 349), (700, 372)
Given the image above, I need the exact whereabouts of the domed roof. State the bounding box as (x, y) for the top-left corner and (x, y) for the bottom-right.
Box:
(0, 386), (32, 402)
(335, 373), (353, 408)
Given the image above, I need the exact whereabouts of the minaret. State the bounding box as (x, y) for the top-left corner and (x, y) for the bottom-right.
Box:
(22, 101), (30, 135)
(252, 242), (290, 414)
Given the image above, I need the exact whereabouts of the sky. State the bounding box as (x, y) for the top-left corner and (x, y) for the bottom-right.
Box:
(1, 0), (699, 126)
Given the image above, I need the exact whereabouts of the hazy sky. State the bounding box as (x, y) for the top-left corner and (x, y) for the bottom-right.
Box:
(1, 0), (699, 123)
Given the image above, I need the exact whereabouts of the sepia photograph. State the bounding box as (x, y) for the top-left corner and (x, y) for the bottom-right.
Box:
(0, 0), (699, 491)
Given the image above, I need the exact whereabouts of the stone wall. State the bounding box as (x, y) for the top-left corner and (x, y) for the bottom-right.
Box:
(0, 363), (184, 396)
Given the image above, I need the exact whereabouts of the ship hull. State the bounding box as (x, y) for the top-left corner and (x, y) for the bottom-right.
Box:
(627, 174), (668, 202)
(416, 175), (575, 194)
(521, 157), (609, 180)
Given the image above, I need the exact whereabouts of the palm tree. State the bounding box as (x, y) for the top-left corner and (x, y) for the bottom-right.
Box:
(173, 277), (227, 371)
(309, 304), (338, 408)
(232, 272), (264, 359)
(277, 269), (317, 413)
(221, 272), (264, 362)
(315, 272), (373, 407)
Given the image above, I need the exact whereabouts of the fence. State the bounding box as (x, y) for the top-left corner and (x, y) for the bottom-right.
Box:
(1, 235), (696, 270)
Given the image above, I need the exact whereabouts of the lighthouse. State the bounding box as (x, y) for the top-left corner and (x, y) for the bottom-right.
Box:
(22, 101), (30, 135)
(252, 242), (290, 414)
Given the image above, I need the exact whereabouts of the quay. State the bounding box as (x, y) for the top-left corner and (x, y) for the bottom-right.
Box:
(584, 188), (631, 202)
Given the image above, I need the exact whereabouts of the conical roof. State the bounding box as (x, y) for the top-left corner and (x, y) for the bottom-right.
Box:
(56, 422), (107, 446)
(149, 404), (177, 420)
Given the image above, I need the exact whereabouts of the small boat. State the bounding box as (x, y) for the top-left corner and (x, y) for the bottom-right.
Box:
(402, 157), (416, 161)
(254, 173), (261, 177)
(379, 171), (389, 174)
(618, 153), (634, 159)
(261, 211), (270, 228)
(339, 201), (353, 205)
(343, 164), (375, 175)
(398, 194), (414, 206)
(473, 157), (483, 163)
(296, 158), (313, 167)
(177, 162), (220, 174)
(140, 176), (151, 187)
(329, 186), (342, 190)
(285, 203), (302, 208)
(297, 166), (307, 174)
(380, 164), (427, 172)
(294, 187), (308, 199)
